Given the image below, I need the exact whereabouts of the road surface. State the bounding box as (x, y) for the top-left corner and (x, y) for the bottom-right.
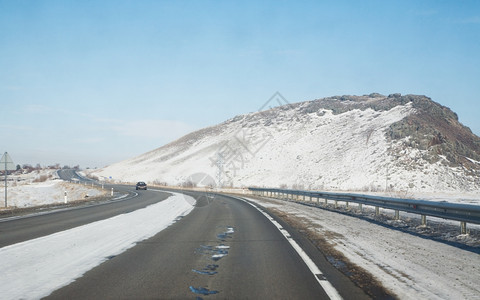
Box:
(0, 170), (369, 299)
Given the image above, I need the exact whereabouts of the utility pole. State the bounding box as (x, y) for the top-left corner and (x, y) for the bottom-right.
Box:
(4, 155), (6, 207)
(1, 152), (15, 207)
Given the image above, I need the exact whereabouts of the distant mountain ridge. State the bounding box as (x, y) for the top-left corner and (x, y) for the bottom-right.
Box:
(93, 94), (480, 193)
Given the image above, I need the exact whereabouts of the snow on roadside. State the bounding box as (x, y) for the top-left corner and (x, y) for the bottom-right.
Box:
(1, 170), (105, 208)
(0, 192), (196, 300)
(245, 197), (480, 300)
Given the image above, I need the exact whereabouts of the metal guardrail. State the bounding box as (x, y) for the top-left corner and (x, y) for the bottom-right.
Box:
(248, 187), (480, 234)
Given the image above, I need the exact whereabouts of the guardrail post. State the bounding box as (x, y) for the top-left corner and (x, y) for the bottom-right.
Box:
(375, 206), (380, 215)
(111, 188), (114, 196)
(395, 210), (400, 220)
(335, 200), (338, 208)
(324, 198), (327, 206)
(421, 215), (427, 226)
(346, 202), (349, 208)
(303, 195), (305, 201)
(359, 203), (363, 212)
(461, 222), (467, 235)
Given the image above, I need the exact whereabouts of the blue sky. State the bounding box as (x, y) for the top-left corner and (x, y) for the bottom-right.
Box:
(1, 0), (479, 168)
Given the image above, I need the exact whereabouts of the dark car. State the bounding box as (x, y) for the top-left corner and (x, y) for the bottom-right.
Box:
(136, 181), (147, 190)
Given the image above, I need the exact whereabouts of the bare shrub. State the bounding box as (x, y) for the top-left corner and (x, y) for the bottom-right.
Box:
(88, 174), (99, 181)
(33, 175), (50, 183)
(291, 183), (305, 190)
(153, 180), (168, 186)
(182, 180), (196, 188)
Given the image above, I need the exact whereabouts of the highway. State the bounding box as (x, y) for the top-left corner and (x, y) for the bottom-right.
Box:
(0, 170), (369, 299)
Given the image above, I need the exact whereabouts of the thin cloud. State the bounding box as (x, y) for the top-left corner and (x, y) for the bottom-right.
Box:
(72, 137), (105, 144)
(24, 104), (53, 114)
(459, 16), (480, 24)
(411, 9), (438, 17)
(113, 119), (195, 140)
(0, 124), (35, 131)
(1, 85), (23, 91)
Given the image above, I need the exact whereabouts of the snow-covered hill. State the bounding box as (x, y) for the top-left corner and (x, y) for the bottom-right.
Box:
(92, 94), (480, 194)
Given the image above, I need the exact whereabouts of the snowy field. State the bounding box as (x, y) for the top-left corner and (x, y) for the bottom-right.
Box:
(244, 196), (480, 300)
(0, 192), (196, 299)
(0, 169), (105, 208)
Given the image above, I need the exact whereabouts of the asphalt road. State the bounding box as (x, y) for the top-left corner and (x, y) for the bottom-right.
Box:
(0, 172), (164, 248)
(1, 171), (369, 299)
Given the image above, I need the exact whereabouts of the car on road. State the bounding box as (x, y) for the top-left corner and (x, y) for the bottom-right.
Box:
(135, 182), (147, 190)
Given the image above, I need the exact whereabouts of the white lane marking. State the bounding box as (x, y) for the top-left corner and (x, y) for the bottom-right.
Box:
(238, 197), (343, 300)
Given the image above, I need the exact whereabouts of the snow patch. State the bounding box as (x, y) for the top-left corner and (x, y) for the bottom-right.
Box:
(2, 169), (104, 208)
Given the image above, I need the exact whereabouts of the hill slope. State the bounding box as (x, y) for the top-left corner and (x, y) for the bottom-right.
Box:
(93, 94), (480, 193)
